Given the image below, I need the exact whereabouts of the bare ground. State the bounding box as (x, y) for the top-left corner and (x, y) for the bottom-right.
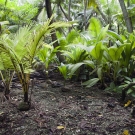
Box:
(0, 73), (135, 135)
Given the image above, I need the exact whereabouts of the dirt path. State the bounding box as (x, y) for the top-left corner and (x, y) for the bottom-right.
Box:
(0, 78), (135, 135)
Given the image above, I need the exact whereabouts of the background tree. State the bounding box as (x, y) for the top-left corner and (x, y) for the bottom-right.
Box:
(45, 0), (65, 62)
(118, 0), (133, 33)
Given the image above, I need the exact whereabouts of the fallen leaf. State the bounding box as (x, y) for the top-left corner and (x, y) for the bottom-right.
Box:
(57, 125), (65, 130)
(0, 112), (4, 115)
(121, 129), (130, 135)
(98, 114), (103, 117)
(124, 100), (132, 107)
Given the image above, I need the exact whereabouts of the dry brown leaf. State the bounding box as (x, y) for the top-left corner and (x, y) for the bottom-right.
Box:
(57, 125), (65, 130)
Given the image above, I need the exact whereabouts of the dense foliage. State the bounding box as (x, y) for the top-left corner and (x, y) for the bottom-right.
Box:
(0, 0), (135, 108)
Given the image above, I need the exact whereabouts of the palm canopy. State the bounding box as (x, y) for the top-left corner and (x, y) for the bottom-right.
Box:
(0, 16), (71, 73)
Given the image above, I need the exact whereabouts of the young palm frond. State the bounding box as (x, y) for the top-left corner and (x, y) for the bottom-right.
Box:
(0, 16), (71, 107)
(27, 16), (72, 64)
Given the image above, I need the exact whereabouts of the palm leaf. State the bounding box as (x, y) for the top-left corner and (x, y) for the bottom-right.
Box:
(66, 30), (79, 44)
(107, 30), (124, 44)
(0, 52), (14, 70)
(68, 62), (84, 76)
(87, 0), (98, 8)
(27, 17), (72, 64)
(82, 78), (99, 87)
(88, 17), (102, 38)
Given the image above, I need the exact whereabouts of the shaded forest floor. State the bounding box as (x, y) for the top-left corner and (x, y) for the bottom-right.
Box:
(0, 71), (135, 135)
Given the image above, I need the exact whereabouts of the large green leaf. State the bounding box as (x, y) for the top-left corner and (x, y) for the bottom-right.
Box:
(127, 4), (135, 10)
(87, 0), (98, 8)
(97, 25), (109, 42)
(108, 45), (124, 61)
(67, 44), (94, 52)
(68, 62), (84, 76)
(90, 42), (104, 61)
(83, 60), (95, 69)
(82, 78), (99, 87)
(122, 43), (133, 67)
(58, 63), (68, 80)
(88, 17), (102, 38)
(66, 30), (79, 44)
(107, 30), (124, 43)
(97, 67), (102, 80)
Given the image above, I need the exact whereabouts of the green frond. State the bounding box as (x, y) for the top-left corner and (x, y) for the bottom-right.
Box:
(49, 21), (72, 30)
(0, 16), (72, 76)
(0, 40), (21, 71)
(87, 0), (98, 9)
(0, 52), (14, 70)
(62, 50), (75, 62)
(66, 30), (79, 44)
(27, 18), (71, 63)
(88, 17), (102, 38)
(56, 31), (63, 39)
(59, 40), (67, 49)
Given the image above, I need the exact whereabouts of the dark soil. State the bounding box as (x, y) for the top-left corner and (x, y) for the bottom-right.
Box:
(0, 72), (135, 135)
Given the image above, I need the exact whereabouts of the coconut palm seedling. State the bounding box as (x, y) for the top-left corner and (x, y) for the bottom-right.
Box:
(36, 44), (59, 78)
(58, 60), (95, 86)
(119, 77), (135, 101)
(103, 44), (125, 83)
(58, 63), (82, 92)
(107, 30), (135, 76)
(80, 17), (110, 87)
(61, 46), (89, 81)
(58, 63), (71, 86)
(0, 16), (71, 110)
(59, 17), (109, 85)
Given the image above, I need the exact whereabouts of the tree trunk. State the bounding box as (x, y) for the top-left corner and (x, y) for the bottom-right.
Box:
(118, 0), (133, 33)
(45, 0), (64, 62)
(22, 74), (30, 103)
(68, 0), (72, 32)
(84, 0), (87, 30)
(24, 91), (28, 102)
(96, 0), (108, 25)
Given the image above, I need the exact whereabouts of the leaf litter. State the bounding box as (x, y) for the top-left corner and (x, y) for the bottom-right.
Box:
(0, 73), (135, 135)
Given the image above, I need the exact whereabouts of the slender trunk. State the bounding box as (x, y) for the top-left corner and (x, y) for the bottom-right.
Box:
(45, 0), (52, 19)
(84, 0), (87, 30)
(127, 0), (133, 31)
(96, 0), (108, 25)
(24, 91), (28, 102)
(118, 24), (120, 34)
(118, 0), (133, 33)
(68, 0), (71, 21)
(68, 0), (71, 32)
(97, 7), (108, 25)
(45, 0), (64, 62)
(22, 74), (30, 102)
(60, 5), (69, 20)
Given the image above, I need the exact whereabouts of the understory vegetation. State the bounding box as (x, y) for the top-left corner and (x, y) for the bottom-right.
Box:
(0, 0), (135, 134)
